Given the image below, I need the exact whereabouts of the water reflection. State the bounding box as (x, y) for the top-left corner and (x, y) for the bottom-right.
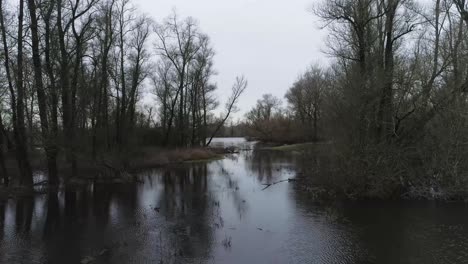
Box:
(15, 198), (33, 234)
(0, 201), (4, 238)
(338, 202), (468, 264)
(246, 149), (296, 183)
(1, 138), (468, 263)
(155, 164), (214, 261)
(44, 194), (59, 236)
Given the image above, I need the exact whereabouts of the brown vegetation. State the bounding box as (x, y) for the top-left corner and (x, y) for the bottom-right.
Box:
(129, 147), (222, 168)
(247, 0), (468, 200)
(0, 0), (246, 189)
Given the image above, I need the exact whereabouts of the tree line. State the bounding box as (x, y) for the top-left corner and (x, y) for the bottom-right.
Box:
(246, 0), (468, 198)
(0, 0), (246, 188)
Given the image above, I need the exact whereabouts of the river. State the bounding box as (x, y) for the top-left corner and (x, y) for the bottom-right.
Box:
(1, 138), (468, 263)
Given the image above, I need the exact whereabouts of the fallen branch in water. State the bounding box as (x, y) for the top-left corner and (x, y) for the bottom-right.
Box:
(261, 178), (297, 190)
(33, 180), (49, 186)
(101, 160), (123, 173)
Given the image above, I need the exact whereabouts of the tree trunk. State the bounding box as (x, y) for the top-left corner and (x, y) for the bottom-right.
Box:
(0, 114), (8, 186)
(27, 0), (57, 185)
(15, 0), (33, 187)
(44, 1), (59, 183)
(377, 0), (398, 141)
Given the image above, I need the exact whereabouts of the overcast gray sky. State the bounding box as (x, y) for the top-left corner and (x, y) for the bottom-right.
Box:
(134, 0), (327, 119)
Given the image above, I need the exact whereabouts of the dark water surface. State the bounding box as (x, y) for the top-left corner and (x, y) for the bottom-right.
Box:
(2, 138), (468, 264)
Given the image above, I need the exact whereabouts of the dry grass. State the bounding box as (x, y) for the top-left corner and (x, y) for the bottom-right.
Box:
(0, 147), (224, 196)
(2, 147), (224, 184)
(129, 147), (223, 168)
(261, 142), (332, 153)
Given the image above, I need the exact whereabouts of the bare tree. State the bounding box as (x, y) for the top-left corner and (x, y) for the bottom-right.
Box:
(286, 65), (327, 141)
(15, 0), (33, 186)
(206, 76), (248, 146)
(92, 0), (116, 159)
(0, 0), (17, 186)
(126, 15), (151, 137)
(454, 0), (468, 25)
(154, 12), (202, 146)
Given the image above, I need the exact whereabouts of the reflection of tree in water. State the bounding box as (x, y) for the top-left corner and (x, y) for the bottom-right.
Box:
(1, 168), (216, 264)
(0, 201), (4, 238)
(44, 193), (59, 235)
(332, 202), (468, 264)
(0, 198), (35, 263)
(15, 198), (33, 233)
(156, 163), (215, 262)
(291, 186), (468, 264)
(0, 202), (6, 263)
(92, 184), (113, 228)
(246, 144), (335, 188)
(216, 161), (248, 221)
(288, 178), (368, 264)
(223, 153), (239, 162)
(245, 149), (295, 183)
(1, 181), (140, 263)
(295, 150), (333, 185)
(43, 192), (83, 263)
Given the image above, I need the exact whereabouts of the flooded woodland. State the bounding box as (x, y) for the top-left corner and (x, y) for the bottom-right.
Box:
(1, 0), (468, 262)
(2, 138), (468, 264)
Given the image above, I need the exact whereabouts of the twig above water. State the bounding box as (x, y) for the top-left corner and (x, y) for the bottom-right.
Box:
(261, 178), (297, 190)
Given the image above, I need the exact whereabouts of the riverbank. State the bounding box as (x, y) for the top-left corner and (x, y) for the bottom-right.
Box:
(1, 147), (228, 189)
(127, 147), (225, 169)
(4, 146), (225, 170)
(260, 142), (333, 152)
(257, 141), (468, 201)
(2, 137), (468, 264)
(0, 147), (228, 199)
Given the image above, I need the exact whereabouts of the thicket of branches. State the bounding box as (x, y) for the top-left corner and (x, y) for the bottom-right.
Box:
(0, 0), (246, 188)
(247, 0), (468, 198)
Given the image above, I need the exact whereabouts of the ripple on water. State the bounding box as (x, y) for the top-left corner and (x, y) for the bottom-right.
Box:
(1, 138), (468, 263)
